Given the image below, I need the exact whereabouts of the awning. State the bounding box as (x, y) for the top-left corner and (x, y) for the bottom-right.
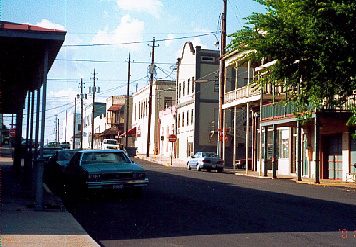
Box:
(119, 127), (136, 137)
(108, 104), (123, 111)
(99, 127), (119, 137)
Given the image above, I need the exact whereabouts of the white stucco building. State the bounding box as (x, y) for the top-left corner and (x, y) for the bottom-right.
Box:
(159, 106), (176, 158)
(176, 42), (231, 161)
(132, 80), (175, 155)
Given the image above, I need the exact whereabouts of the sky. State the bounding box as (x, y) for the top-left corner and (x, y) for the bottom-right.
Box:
(1, 0), (265, 141)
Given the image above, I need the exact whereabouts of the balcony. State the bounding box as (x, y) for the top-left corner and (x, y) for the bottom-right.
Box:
(223, 84), (285, 109)
(261, 96), (356, 121)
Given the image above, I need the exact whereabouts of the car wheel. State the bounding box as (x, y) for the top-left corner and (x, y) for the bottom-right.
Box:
(187, 163), (191, 170)
(207, 168), (211, 172)
(217, 168), (223, 173)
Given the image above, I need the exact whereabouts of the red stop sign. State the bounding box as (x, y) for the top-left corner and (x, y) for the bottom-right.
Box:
(168, 134), (177, 142)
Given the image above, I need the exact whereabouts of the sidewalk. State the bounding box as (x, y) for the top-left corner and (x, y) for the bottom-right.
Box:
(234, 169), (356, 189)
(0, 155), (100, 247)
(135, 154), (187, 168)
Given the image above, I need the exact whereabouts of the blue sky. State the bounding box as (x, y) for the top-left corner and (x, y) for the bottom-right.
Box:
(1, 0), (264, 141)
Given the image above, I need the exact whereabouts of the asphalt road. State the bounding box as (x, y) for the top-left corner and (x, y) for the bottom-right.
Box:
(64, 159), (356, 247)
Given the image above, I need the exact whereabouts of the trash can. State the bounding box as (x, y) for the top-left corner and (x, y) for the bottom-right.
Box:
(125, 147), (137, 157)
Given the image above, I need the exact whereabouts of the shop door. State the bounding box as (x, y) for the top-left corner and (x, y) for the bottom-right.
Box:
(326, 135), (342, 180)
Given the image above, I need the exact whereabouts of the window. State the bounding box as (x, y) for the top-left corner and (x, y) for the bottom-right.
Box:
(182, 81), (185, 96)
(191, 109), (194, 124)
(192, 77), (195, 93)
(214, 80), (219, 92)
(178, 83), (181, 98)
(164, 97), (173, 108)
(182, 113), (185, 127)
(178, 114), (180, 128)
(187, 79), (190, 95)
(201, 56), (215, 62)
(187, 111), (189, 126)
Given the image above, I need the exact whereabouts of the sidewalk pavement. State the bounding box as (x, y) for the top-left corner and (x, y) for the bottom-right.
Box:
(136, 154), (356, 189)
(135, 154), (187, 168)
(0, 156), (100, 247)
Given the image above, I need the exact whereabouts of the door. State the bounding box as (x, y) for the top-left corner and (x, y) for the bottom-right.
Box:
(325, 135), (343, 180)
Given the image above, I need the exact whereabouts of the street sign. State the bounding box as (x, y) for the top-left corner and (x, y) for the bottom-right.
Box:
(168, 134), (177, 142)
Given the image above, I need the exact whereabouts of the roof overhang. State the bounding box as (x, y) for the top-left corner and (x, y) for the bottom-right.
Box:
(0, 21), (66, 114)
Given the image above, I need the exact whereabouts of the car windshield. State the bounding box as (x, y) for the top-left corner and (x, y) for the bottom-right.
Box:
(201, 152), (218, 158)
(58, 150), (77, 161)
(81, 152), (131, 165)
(105, 140), (118, 145)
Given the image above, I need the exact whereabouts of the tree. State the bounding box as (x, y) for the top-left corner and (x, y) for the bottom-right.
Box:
(228, 0), (356, 110)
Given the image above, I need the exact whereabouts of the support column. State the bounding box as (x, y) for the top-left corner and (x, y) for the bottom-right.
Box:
(233, 106), (237, 169)
(263, 126), (268, 177)
(272, 124), (277, 179)
(297, 120), (302, 181)
(24, 92), (32, 175)
(251, 110), (255, 171)
(13, 110), (23, 173)
(36, 48), (48, 211)
(34, 89), (41, 160)
(245, 103), (250, 174)
(314, 113), (320, 184)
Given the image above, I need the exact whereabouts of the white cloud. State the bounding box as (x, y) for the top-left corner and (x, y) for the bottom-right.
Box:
(116, 0), (163, 18)
(48, 89), (77, 101)
(92, 15), (145, 51)
(36, 19), (66, 31)
(165, 34), (175, 47)
(191, 37), (209, 49)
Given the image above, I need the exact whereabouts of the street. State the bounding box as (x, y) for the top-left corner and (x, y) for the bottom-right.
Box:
(64, 159), (356, 247)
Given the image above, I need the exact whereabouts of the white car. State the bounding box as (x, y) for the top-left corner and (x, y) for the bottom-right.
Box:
(102, 139), (121, 150)
(187, 152), (224, 172)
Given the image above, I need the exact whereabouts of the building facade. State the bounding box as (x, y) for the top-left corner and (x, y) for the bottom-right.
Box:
(132, 80), (175, 155)
(175, 42), (232, 161)
(223, 50), (356, 182)
(83, 102), (106, 149)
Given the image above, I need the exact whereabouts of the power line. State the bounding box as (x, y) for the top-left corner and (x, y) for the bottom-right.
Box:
(62, 32), (215, 47)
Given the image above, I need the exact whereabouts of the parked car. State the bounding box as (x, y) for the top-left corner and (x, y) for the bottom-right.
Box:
(187, 152), (224, 172)
(44, 149), (79, 189)
(102, 139), (121, 150)
(63, 150), (149, 196)
(60, 142), (71, 149)
(42, 147), (63, 162)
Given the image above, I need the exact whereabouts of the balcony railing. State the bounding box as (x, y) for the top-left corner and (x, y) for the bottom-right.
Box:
(261, 101), (298, 120)
(224, 85), (260, 104)
(224, 83), (285, 105)
(261, 95), (356, 120)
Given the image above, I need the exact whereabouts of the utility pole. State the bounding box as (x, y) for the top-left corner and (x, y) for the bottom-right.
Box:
(125, 53), (131, 149)
(73, 97), (77, 149)
(79, 78), (84, 149)
(57, 118), (60, 143)
(91, 69), (97, 150)
(218, 0), (227, 158)
(55, 114), (58, 142)
(146, 37), (159, 157)
(65, 110), (67, 143)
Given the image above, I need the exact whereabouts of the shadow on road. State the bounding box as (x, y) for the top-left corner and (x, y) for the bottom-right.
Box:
(63, 166), (356, 242)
